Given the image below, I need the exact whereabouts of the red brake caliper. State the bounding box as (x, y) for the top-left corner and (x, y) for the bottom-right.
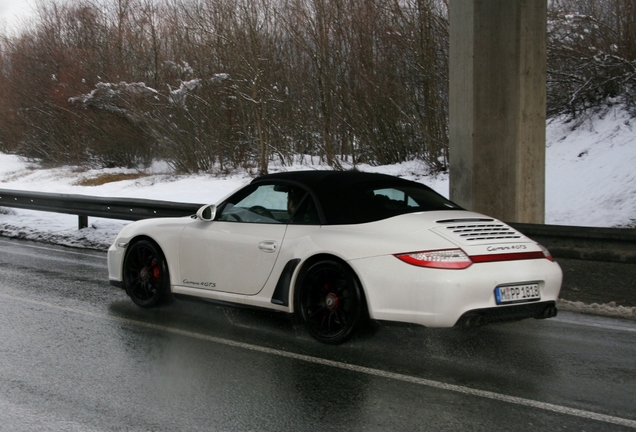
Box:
(151, 259), (160, 281)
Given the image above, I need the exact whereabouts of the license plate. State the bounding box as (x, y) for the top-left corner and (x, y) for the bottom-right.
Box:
(495, 283), (540, 304)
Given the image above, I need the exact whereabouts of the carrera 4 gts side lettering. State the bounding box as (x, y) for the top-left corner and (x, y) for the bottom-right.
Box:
(486, 244), (527, 252)
(183, 279), (217, 288)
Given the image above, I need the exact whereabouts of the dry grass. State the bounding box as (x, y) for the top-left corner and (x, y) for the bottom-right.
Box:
(74, 172), (149, 186)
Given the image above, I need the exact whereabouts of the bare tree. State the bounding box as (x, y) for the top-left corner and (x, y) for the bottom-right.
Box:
(2, 0), (453, 172)
(548, 0), (636, 118)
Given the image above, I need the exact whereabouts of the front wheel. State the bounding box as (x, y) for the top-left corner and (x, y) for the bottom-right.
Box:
(123, 240), (170, 308)
(296, 260), (365, 344)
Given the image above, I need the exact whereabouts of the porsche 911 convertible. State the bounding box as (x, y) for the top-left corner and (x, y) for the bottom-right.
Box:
(108, 170), (562, 344)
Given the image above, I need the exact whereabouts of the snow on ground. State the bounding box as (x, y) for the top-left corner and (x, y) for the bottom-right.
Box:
(0, 107), (635, 319)
(546, 106), (636, 227)
(557, 300), (636, 321)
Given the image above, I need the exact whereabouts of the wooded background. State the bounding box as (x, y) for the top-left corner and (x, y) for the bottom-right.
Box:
(0, 0), (634, 174)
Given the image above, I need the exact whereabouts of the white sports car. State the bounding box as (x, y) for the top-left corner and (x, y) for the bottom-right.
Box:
(108, 171), (562, 344)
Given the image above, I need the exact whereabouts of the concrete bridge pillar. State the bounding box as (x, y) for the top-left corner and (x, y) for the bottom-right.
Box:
(449, 0), (547, 223)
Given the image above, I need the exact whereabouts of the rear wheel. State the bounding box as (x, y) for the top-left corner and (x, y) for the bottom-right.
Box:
(123, 240), (170, 308)
(296, 260), (365, 344)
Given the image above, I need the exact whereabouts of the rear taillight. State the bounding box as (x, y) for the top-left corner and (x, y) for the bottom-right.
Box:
(396, 245), (555, 269)
(538, 244), (555, 262)
(470, 251), (546, 263)
(395, 249), (473, 269)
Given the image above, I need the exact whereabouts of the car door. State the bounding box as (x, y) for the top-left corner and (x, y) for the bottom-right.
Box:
(178, 183), (289, 295)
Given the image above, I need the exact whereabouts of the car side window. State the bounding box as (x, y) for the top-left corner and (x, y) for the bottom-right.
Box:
(287, 187), (320, 225)
(217, 183), (321, 225)
(372, 188), (419, 208)
(217, 184), (287, 224)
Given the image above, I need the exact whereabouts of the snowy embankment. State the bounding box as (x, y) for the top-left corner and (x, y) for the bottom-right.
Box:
(557, 300), (635, 321)
(545, 107), (636, 228)
(0, 107), (634, 319)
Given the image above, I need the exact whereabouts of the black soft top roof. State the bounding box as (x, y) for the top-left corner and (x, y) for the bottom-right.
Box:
(253, 170), (414, 190)
(252, 170), (460, 225)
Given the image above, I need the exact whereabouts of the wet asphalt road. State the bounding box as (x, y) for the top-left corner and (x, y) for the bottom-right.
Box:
(0, 238), (635, 431)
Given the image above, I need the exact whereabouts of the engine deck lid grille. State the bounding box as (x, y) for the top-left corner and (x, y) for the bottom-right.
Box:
(434, 218), (525, 243)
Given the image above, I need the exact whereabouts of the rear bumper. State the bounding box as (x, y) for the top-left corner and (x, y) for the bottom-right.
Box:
(455, 301), (557, 327)
(349, 255), (563, 327)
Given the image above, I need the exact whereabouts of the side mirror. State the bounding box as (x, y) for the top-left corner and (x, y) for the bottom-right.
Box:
(196, 204), (216, 222)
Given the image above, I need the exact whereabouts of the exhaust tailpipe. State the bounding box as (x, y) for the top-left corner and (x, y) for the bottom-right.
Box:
(539, 306), (558, 319)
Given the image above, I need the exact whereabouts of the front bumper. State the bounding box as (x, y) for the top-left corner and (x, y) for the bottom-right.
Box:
(107, 241), (125, 286)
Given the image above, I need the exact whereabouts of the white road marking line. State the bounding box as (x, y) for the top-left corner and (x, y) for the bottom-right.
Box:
(551, 316), (636, 333)
(3, 293), (636, 429)
(0, 238), (106, 259)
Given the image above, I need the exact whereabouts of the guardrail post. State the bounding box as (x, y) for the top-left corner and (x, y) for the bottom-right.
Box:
(78, 215), (88, 229)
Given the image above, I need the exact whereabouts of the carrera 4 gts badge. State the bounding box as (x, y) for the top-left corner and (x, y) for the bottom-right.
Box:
(486, 244), (527, 252)
(183, 279), (216, 288)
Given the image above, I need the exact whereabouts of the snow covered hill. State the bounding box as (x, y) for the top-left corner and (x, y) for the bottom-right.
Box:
(546, 107), (635, 227)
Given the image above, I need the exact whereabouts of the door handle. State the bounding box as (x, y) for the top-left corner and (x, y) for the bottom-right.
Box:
(258, 240), (278, 253)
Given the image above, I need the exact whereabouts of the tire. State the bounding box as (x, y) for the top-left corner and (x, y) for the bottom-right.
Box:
(123, 240), (170, 308)
(296, 260), (365, 344)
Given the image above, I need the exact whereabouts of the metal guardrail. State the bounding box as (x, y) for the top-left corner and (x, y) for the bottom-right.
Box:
(0, 188), (203, 229)
(1, 188), (634, 263)
(509, 223), (636, 264)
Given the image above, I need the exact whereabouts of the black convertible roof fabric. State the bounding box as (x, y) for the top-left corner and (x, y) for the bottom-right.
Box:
(252, 170), (460, 225)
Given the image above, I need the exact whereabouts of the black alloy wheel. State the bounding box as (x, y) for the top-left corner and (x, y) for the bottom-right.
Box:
(296, 260), (365, 344)
(123, 240), (170, 308)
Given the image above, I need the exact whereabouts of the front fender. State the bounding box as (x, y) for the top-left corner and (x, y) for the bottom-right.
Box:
(108, 217), (191, 286)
